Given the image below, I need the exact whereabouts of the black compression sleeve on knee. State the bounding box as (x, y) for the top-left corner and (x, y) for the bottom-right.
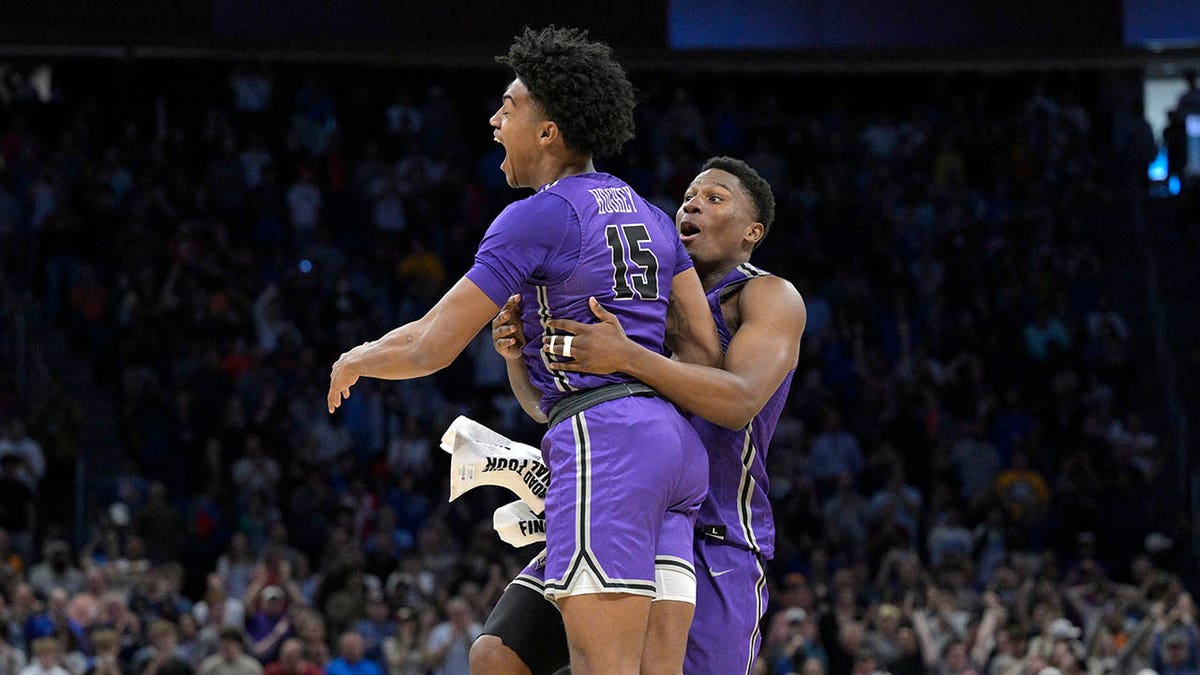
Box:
(482, 583), (570, 675)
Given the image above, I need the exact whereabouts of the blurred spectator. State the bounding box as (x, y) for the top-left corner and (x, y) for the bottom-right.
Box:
(326, 632), (380, 675)
(263, 639), (319, 675)
(809, 409), (865, 496)
(131, 619), (194, 675)
(351, 591), (393, 665)
(0, 632), (29, 675)
(194, 574), (246, 633)
(216, 536), (256, 602)
(135, 483), (185, 563)
(198, 628), (262, 675)
(0, 419), (45, 489)
(27, 543), (82, 597)
(421, 598), (478, 675)
(380, 608), (423, 675)
(83, 628), (119, 675)
(0, 457), (34, 562)
(19, 637), (68, 675)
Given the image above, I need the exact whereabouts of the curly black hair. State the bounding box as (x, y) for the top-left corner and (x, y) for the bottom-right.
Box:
(701, 156), (776, 246)
(497, 26), (635, 158)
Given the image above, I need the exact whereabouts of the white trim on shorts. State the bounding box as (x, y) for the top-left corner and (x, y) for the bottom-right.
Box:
(654, 556), (697, 604)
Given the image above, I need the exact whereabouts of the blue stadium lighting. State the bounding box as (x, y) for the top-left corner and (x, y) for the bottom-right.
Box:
(299, 259), (313, 273)
(1169, 176), (1182, 195)
(1148, 148), (1168, 181)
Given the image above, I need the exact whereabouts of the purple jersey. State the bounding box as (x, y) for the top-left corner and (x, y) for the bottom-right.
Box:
(690, 263), (794, 560)
(466, 172), (690, 413)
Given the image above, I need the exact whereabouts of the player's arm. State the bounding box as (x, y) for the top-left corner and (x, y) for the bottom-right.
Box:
(663, 267), (723, 368)
(327, 277), (498, 413)
(492, 294), (548, 423)
(545, 275), (805, 430)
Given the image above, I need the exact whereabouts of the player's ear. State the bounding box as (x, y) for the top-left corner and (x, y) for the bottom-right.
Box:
(539, 121), (558, 144)
(745, 222), (764, 246)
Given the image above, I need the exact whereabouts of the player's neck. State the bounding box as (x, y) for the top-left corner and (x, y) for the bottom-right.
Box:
(536, 155), (595, 188)
(698, 258), (749, 292)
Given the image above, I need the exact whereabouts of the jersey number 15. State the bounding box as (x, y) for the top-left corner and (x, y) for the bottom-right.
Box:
(604, 223), (660, 301)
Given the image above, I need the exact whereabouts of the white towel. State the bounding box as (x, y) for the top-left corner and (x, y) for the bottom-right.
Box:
(492, 499), (547, 548)
(439, 415), (549, 512)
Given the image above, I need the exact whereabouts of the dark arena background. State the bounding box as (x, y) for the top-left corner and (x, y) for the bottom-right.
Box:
(1, 1), (1199, 674)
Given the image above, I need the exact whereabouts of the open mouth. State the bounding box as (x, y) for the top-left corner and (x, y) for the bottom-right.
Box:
(679, 220), (701, 244)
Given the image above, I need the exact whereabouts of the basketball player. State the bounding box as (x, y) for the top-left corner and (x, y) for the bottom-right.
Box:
(473, 157), (806, 675)
(327, 27), (720, 675)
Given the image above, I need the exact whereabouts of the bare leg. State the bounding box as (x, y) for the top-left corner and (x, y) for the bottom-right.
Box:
(470, 635), (535, 675)
(558, 593), (650, 675)
(640, 600), (693, 675)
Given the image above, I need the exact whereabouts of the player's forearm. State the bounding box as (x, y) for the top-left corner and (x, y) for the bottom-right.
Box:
(506, 359), (547, 423)
(623, 348), (759, 430)
(347, 322), (449, 381)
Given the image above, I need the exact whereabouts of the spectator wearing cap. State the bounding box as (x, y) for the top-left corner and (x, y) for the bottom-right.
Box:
(20, 637), (69, 675)
(327, 631), (381, 675)
(244, 581), (291, 665)
(263, 639), (320, 675)
(197, 628), (262, 675)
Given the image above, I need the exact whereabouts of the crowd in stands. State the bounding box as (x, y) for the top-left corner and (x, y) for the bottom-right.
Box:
(0, 57), (1194, 675)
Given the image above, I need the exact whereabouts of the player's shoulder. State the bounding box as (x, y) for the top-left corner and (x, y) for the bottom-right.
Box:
(738, 270), (805, 322)
(492, 187), (575, 226)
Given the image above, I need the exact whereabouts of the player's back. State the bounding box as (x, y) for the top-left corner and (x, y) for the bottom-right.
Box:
(514, 173), (686, 413)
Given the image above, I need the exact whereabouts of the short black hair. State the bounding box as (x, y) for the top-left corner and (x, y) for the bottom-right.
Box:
(700, 156), (775, 246)
(497, 26), (635, 157)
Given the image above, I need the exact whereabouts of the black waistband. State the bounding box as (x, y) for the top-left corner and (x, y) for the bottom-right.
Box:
(546, 382), (657, 428)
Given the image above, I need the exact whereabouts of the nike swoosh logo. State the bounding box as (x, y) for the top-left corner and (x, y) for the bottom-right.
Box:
(709, 569), (733, 578)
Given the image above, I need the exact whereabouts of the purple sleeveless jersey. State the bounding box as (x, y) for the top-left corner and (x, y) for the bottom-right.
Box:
(691, 262), (794, 560)
(466, 172), (690, 413)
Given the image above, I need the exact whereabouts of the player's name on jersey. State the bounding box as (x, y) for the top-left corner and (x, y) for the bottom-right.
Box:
(483, 457), (550, 499)
(588, 186), (638, 214)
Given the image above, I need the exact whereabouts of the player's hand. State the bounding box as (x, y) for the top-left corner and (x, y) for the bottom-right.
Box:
(492, 294), (525, 361)
(543, 297), (635, 375)
(328, 345), (364, 413)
